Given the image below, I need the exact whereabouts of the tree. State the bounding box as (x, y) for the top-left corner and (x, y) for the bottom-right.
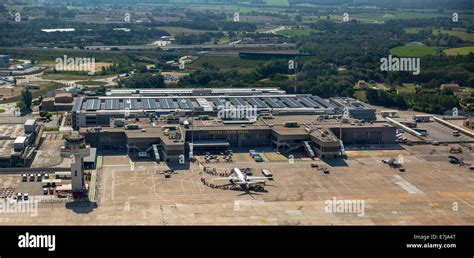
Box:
(295, 15), (302, 23)
(39, 111), (52, 119)
(16, 101), (26, 112)
(21, 89), (32, 111)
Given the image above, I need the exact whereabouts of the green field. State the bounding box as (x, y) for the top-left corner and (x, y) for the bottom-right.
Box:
(157, 26), (217, 35)
(75, 80), (108, 86)
(432, 29), (474, 42)
(354, 11), (450, 22)
(390, 45), (441, 57)
(276, 29), (319, 37)
(42, 73), (111, 81)
(0, 109), (5, 113)
(397, 83), (421, 93)
(353, 90), (367, 102)
(266, 0), (289, 7)
(444, 46), (474, 56)
(404, 28), (423, 34)
(188, 55), (263, 72)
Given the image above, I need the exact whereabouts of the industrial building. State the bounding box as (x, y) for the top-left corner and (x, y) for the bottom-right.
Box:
(0, 55), (9, 68)
(40, 92), (75, 112)
(71, 88), (396, 164)
(0, 119), (39, 167)
(329, 97), (376, 121)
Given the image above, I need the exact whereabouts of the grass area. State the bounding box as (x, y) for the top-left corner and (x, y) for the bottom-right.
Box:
(304, 10), (456, 24)
(30, 81), (65, 99)
(266, 0), (289, 7)
(43, 127), (59, 132)
(0, 81), (64, 104)
(390, 45), (441, 57)
(276, 29), (319, 37)
(157, 26), (217, 35)
(75, 80), (108, 86)
(42, 73), (111, 81)
(0, 109), (5, 113)
(5, 4), (24, 12)
(433, 29), (474, 42)
(444, 46), (474, 56)
(353, 11), (450, 22)
(353, 90), (367, 102)
(404, 28), (423, 34)
(187, 55), (263, 73)
(397, 83), (421, 93)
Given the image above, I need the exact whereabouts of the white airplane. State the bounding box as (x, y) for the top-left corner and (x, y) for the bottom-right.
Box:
(212, 168), (269, 190)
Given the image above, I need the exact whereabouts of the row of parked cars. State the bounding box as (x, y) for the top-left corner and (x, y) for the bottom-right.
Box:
(22, 173), (49, 182)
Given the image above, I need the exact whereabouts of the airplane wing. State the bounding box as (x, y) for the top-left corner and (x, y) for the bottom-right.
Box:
(246, 176), (269, 180)
(211, 177), (239, 181)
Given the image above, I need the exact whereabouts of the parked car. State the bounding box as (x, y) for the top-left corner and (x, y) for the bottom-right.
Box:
(261, 169), (273, 179)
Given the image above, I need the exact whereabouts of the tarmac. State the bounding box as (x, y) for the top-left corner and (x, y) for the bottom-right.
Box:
(1, 145), (473, 225)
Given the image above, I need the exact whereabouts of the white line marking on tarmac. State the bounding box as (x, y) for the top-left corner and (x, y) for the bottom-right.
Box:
(393, 175), (423, 194)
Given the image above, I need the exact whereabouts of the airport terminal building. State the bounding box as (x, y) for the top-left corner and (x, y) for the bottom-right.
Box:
(72, 88), (396, 163)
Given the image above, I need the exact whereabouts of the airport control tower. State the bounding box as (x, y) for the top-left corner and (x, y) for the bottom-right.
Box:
(61, 133), (90, 194)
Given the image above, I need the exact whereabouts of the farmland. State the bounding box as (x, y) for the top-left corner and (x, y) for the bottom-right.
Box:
(390, 45), (442, 57)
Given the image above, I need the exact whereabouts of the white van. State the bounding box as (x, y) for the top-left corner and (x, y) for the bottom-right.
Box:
(261, 169), (273, 179)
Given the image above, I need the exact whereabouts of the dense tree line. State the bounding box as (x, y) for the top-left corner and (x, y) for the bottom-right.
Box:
(366, 88), (459, 114)
(174, 32), (224, 45)
(118, 73), (165, 88)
